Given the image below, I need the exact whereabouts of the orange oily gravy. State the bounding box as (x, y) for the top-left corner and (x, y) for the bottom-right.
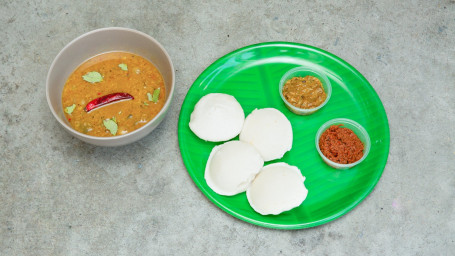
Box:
(61, 51), (165, 137)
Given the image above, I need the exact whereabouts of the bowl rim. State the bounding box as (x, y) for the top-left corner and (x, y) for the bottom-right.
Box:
(46, 27), (175, 141)
(315, 118), (371, 169)
(279, 66), (332, 114)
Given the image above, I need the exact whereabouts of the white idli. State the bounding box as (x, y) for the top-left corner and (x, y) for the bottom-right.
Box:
(246, 162), (308, 215)
(205, 141), (264, 196)
(239, 108), (293, 161)
(189, 93), (244, 142)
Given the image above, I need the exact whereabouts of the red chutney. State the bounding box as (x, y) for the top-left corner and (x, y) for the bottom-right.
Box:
(319, 124), (364, 164)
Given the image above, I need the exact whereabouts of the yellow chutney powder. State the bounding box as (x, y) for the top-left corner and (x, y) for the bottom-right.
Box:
(282, 76), (327, 109)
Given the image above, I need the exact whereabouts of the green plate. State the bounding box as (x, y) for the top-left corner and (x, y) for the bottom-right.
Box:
(178, 42), (390, 229)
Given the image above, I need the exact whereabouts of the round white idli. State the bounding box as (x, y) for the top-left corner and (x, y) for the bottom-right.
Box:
(246, 162), (308, 215)
(205, 141), (264, 196)
(189, 93), (245, 142)
(239, 108), (293, 161)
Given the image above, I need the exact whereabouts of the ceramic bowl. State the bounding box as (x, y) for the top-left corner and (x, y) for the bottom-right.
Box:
(46, 27), (175, 146)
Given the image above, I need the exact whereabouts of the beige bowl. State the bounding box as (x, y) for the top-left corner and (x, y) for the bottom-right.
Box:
(46, 27), (175, 146)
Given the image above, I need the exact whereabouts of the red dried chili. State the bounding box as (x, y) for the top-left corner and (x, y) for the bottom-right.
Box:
(85, 92), (134, 112)
(319, 124), (364, 164)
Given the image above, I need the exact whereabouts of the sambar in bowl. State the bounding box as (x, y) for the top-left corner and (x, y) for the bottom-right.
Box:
(46, 27), (175, 146)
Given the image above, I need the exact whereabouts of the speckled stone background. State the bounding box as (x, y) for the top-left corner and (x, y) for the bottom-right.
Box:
(1, 0), (454, 255)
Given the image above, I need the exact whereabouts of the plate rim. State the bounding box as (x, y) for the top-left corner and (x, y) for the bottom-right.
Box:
(178, 41), (390, 229)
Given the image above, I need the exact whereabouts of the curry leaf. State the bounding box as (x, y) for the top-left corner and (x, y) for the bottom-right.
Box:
(103, 118), (118, 135)
(64, 104), (76, 114)
(118, 63), (128, 71)
(152, 88), (160, 103)
(147, 92), (153, 101)
(82, 71), (103, 83)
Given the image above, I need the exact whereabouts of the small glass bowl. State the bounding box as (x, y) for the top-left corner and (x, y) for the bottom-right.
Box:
(315, 118), (371, 169)
(279, 67), (332, 115)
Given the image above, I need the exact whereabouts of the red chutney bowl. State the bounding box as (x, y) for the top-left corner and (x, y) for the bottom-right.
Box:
(315, 118), (371, 169)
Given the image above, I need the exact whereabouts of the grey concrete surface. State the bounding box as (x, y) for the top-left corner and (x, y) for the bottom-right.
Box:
(1, 0), (454, 255)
